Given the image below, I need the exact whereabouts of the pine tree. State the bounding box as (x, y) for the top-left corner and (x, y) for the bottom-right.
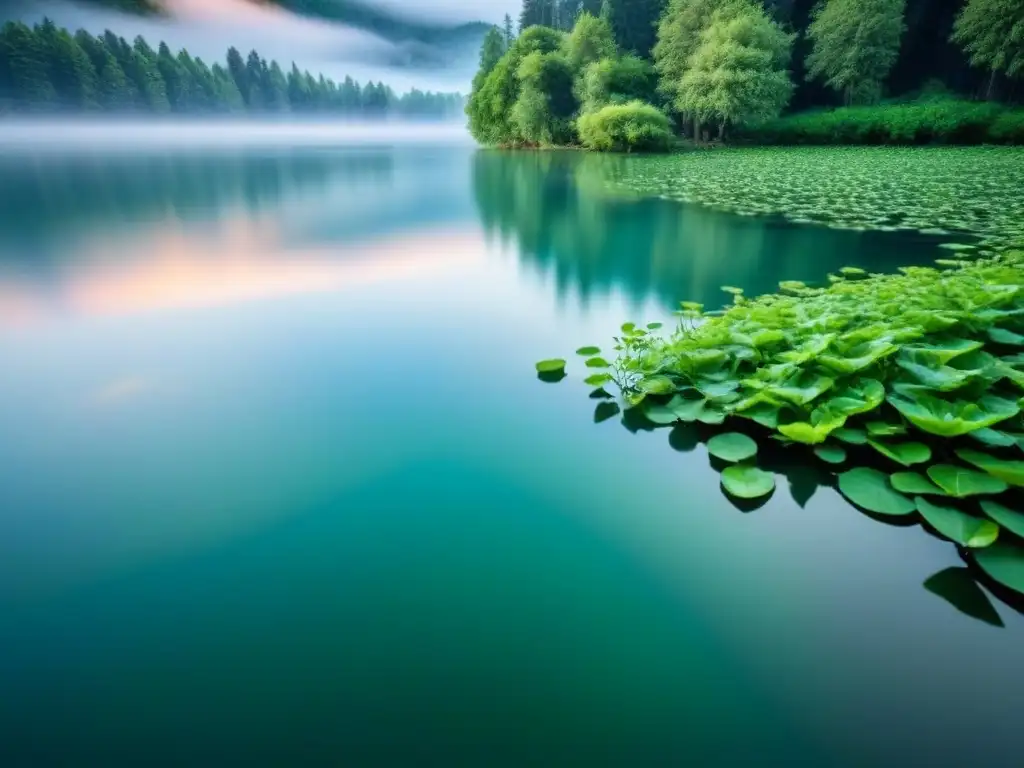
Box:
(130, 36), (170, 112)
(212, 63), (244, 112)
(806, 0), (906, 105)
(264, 61), (289, 111)
(476, 26), (507, 93)
(245, 50), (266, 111)
(97, 49), (132, 110)
(951, 0), (1024, 98)
(601, 0), (666, 57)
(3, 21), (57, 109)
(38, 19), (99, 109)
(226, 46), (248, 104)
(503, 14), (516, 47)
(157, 41), (187, 111)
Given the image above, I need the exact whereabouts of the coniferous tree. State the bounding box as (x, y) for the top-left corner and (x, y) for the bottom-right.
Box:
(39, 19), (99, 109)
(3, 21), (57, 109)
(97, 49), (132, 109)
(226, 46), (248, 104)
(806, 0), (906, 105)
(156, 41), (187, 111)
(951, 0), (1024, 98)
(245, 50), (266, 110)
(601, 0), (665, 57)
(504, 14), (516, 47)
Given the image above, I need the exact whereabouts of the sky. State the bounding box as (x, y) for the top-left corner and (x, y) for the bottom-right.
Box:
(10, 0), (521, 93)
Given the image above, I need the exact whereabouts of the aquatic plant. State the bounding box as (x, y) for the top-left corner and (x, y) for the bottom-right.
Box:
(605, 147), (1024, 253)
(539, 248), (1024, 601)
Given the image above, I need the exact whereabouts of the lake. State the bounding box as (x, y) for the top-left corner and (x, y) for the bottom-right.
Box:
(0, 129), (1021, 766)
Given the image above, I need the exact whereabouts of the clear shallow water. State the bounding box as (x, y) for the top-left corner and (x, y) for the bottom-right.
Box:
(0, 139), (1021, 766)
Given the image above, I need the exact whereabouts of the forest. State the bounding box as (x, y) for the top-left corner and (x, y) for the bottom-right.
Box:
(469, 0), (1024, 148)
(0, 19), (465, 118)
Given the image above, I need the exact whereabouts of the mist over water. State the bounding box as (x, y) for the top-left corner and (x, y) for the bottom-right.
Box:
(0, 119), (473, 152)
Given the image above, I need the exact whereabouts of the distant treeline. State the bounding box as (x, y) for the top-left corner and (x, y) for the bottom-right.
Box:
(0, 19), (466, 118)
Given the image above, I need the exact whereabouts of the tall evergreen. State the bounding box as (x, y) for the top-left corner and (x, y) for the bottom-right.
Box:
(3, 21), (57, 109)
(39, 19), (98, 109)
(601, 0), (666, 57)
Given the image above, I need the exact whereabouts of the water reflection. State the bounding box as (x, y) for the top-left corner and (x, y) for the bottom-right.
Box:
(472, 150), (945, 309)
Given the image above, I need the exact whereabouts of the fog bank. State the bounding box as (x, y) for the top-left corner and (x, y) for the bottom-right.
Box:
(0, 119), (473, 153)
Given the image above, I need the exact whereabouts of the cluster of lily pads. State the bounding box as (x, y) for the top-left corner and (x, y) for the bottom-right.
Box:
(536, 249), (1024, 602)
(607, 147), (1024, 253)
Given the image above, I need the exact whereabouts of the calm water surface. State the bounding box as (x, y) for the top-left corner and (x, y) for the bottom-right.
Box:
(0, 136), (1021, 766)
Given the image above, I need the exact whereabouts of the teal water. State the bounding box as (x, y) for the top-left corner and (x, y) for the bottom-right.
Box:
(0, 142), (1021, 767)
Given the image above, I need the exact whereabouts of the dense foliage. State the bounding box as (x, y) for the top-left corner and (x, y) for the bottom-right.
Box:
(0, 19), (464, 117)
(743, 97), (1024, 144)
(471, 0), (1024, 149)
(577, 100), (674, 150)
(533, 146), (1024, 601)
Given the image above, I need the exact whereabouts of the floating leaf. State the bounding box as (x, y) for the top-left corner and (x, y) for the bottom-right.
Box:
(707, 433), (758, 463)
(667, 395), (707, 422)
(916, 497), (1000, 547)
(887, 393), (1020, 437)
(838, 468), (916, 516)
(867, 440), (932, 467)
(643, 404), (680, 425)
(833, 427), (868, 445)
(890, 472), (946, 495)
(638, 376), (675, 395)
(988, 327), (1024, 346)
(621, 322), (636, 334)
(926, 464), (1009, 497)
(720, 286), (744, 296)
(535, 359), (566, 373)
(585, 357), (611, 369)
(866, 420), (906, 437)
(721, 464), (775, 499)
(980, 500), (1024, 538)
(647, 322), (664, 330)
(924, 567), (1004, 627)
(901, 338), (984, 365)
(777, 408), (847, 445)
(970, 428), (1018, 448)
(819, 342), (897, 374)
(765, 372), (836, 406)
(576, 346), (602, 357)
(972, 542), (1024, 596)
(955, 449), (1024, 487)
(814, 444), (847, 464)
(826, 380), (885, 416)
(584, 373), (613, 387)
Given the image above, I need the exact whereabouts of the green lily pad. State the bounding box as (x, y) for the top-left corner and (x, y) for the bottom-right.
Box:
(972, 543), (1024, 596)
(707, 433), (758, 463)
(980, 500), (1024, 538)
(576, 346), (602, 356)
(902, 338), (983, 365)
(638, 376), (675, 395)
(814, 444), (847, 464)
(667, 396), (707, 422)
(867, 440), (932, 467)
(916, 497), (1000, 548)
(643, 404), (680, 425)
(584, 373), (613, 387)
(838, 468), (916, 516)
(988, 327), (1024, 346)
(888, 393), (1020, 437)
(890, 472), (946, 496)
(585, 357), (611, 369)
(955, 449), (1024, 487)
(970, 428), (1018, 448)
(720, 464), (775, 499)
(833, 427), (868, 445)
(535, 359), (566, 373)
(926, 464), (1009, 497)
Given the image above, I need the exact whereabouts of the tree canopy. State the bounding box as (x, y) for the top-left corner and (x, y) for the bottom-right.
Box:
(806, 0), (907, 105)
(951, 0), (1024, 93)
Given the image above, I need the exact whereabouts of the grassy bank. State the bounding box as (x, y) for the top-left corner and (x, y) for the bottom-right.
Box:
(740, 100), (1024, 146)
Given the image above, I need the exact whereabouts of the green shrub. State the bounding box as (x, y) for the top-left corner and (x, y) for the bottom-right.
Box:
(577, 101), (673, 152)
(742, 99), (1024, 146)
(579, 55), (659, 110)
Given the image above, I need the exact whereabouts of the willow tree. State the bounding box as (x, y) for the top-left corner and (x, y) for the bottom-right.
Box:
(806, 0), (906, 105)
(677, 5), (794, 139)
(951, 0), (1024, 98)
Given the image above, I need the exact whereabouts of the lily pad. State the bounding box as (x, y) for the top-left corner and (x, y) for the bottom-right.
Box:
(916, 497), (1000, 548)
(814, 444), (847, 464)
(585, 357), (611, 369)
(867, 440), (932, 467)
(890, 472), (946, 496)
(576, 346), (602, 356)
(838, 468), (916, 516)
(535, 359), (566, 373)
(955, 449), (1024, 487)
(926, 464), (1009, 497)
(584, 373), (613, 387)
(972, 542), (1024, 596)
(980, 500), (1024, 539)
(707, 432), (759, 463)
(887, 393), (1020, 437)
(721, 464), (775, 499)
(833, 427), (868, 445)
